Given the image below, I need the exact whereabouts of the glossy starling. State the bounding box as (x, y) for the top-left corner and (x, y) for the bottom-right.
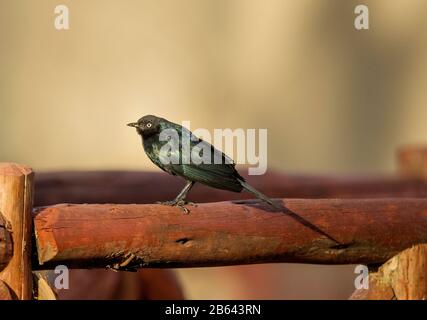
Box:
(127, 115), (279, 213)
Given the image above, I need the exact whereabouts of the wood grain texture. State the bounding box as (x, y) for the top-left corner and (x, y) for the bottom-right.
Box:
(0, 163), (34, 299)
(33, 198), (427, 269)
(33, 272), (58, 300)
(0, 280), (15, 300)
(381, 244), (427, 299)
(350, 244), (427, 300)
(0, 213), (13, 271)
(349, 274), (395, 300)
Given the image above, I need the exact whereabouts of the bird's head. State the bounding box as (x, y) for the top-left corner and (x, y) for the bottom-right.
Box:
(127, 115), (162, 137)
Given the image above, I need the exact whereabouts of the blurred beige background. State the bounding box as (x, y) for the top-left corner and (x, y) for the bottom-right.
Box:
(1, 0), (427, 299)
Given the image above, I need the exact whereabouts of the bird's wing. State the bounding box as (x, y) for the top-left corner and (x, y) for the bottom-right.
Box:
(179, 163), (244, 192)
(168, 128), (244, 192)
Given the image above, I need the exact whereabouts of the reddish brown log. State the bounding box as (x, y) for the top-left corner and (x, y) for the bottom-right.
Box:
(33, 198), (427, 270)
(34, 171), (427, 207)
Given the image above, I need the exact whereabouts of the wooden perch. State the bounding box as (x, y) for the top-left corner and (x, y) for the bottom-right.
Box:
(33, 198), (427, 270)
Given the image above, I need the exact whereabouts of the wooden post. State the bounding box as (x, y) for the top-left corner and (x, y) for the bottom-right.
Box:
(350, 244), (427, 300)
(0, 280), (14, 300)
(0, 163), (34, 300)
(395, 147), (427, 299)
(398, 145), (427, 180)
(0, 212), (14, 299)
(351, 146), (427, 300)
(0, 213), (13, 272)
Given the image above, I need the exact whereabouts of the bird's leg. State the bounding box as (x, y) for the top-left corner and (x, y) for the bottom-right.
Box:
(157, 181), (196, 213)
(173, 180), (195, 203)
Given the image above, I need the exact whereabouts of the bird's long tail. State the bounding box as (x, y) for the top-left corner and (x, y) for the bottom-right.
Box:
(238, 179), (282, 210)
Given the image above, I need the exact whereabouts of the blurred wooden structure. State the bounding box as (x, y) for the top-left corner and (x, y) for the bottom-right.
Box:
(0, 164), (33, 300)
(0, 146), (427, 299)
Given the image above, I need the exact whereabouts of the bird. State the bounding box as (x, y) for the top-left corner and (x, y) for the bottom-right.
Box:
(127, 115), (280, 213)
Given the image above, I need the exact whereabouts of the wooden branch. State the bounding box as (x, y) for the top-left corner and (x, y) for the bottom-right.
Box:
(33, 171), (427, 207)
(33, 198), (427, 270)
(0, 163), (34, 300)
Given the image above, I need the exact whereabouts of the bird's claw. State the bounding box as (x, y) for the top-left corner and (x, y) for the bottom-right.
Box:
(156, 200), (197, 214)
(156, 200), (177, 206)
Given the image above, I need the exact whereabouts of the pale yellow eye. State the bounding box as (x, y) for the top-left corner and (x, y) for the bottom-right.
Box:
(146, 123), (152, 128)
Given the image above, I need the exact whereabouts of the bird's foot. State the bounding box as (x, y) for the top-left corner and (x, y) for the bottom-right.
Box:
(156, 200), (178, 206)
(156, 200), (197, 214)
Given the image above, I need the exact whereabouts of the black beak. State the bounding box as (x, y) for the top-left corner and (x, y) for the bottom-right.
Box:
(127, 122), (138, 128)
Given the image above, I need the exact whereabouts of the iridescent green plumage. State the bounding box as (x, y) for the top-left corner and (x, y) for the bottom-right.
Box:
(128, 115), (279, 212)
